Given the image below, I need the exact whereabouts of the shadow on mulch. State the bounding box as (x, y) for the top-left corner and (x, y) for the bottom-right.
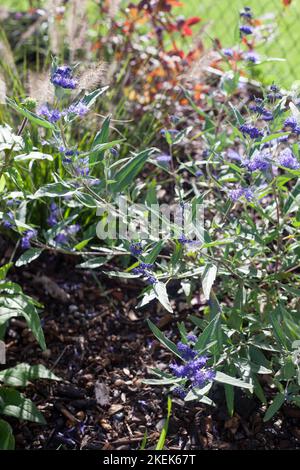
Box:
(1, 247), (300, 450)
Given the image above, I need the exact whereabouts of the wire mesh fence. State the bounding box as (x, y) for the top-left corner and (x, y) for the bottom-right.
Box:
(189, 0), (300, 86)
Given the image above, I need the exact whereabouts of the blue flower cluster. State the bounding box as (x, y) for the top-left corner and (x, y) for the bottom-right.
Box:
(170, 339), (216, 398)
(38, 105), (61, 124)
(229, 187), (253, 202)
(278, 148), (300, 170)
(51, 66), (77, 90)
(249, 98), (273, 121)
(283, 116), (300, 135)
(59, 147), (79, 164)
(244, 51), (259, 64)
(177, 233), (200, 246)
(240, 124), (263, 139)
(223, 48), (234, 58)
(55, 224), (80, 245)
(37, 101), (89, 124)
(68, 102), (89, 117)
(21, 229), (37, 249)
(74, 157), (90, 176)
(47, 202), (59, 227)
(160, 129), (179, 138)
(240, 6), (253, 19)
(267, 84), (282, 102)
(3, 211), (14, 229)
(156, 154), (172, 164)
(246, 151), (272, 172)
(132, 262), (157, 285)
(129, 242), (143, 256)
(239, 25), (253, 35)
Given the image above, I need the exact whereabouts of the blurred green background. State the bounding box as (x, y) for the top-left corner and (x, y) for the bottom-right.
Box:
(2, 0), (299, 87)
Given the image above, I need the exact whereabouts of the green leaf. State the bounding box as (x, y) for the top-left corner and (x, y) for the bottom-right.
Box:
(153, 281), (173, 313)
(14, 152), (53, 162)
(156, 396), (172, 450)
(0, 419), (15, 450)
(111, 148), (154, 193)
(228, 102), (244, 126)
(90, 115), (111, 163)
(214, 371), (253, 390)
(184, 383), (215, 405)
(0, 363), (60, 387)
(15, 248), (43, 267)
(81, 86), (109, 108)
(263, 393), (285, 422)
(7, 99), (55, 130)
(269, 307), (290, 350)
(202, 263), (217, 300)
(147, 320), (181, 359)
(33, 182), (76, 198)
(22, 305), (46, 351)
(144, 241), (164, 264)
(224, 384), (234, 417)
(0, 124), (24, 152)
(0, 263), (12, 281)
(143, 377), (182, 385)
(76, 257), (107, 269)
(0, 388), (46, 424)
(194, 314), (220, 353)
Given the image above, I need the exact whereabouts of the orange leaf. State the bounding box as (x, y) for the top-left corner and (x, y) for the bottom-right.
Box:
(166, 0), (183, 6)
(185, 17), (201, 26)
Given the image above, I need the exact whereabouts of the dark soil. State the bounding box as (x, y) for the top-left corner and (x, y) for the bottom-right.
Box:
(1, 242), (300, 450)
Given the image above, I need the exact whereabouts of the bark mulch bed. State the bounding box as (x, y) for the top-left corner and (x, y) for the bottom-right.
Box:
(1, 246), (300, 450)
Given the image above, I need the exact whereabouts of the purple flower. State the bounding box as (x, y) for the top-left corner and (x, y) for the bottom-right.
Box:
(68, 102), (89, 117)
(47, 202), (59, 227)
(110, 148), (119, 157)
(262, 111), (273, 121)
(240, 124), (263, 139)
(193, 369), (216, 387)
(139, 263), (154, 270)
(223, 48), (234, 57)
(54, 224), (80, 245)
(146, 275), (157, 285)
(74, 157), (89, 176)
(55, 232), (68, 244)
(247, 151), (271, 172)
(240, 25), (254, 35)
(130, 242), (143, 256)
(284, 117), (297, 130)
(160, 129), (179, 137)
(21, 229), (37, 249)
(3, 211), (14, 229)
(60, 148), (79, 163)
(227, 149), (243, 162)
(177, 342), (197, 360)
(240, 7), (253, 19)
(132, 260), (157, 285)
(173, 386), (186, 399)
(156, 154), (172, 164)
(229, 187), (254, 202)
(51, 66), (77, 90)
(170, 352), (214, 392)
(37, 104), (61, 123)
(278, 148), (300, 169)
(187, 333), (197, 343)
(244, 51), (259, 63)
(267, 85), (282, 102)
(67, 224), (81, 235)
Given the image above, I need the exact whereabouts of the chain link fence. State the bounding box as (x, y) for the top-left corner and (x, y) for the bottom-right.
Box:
(190, 0), (299, 86)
